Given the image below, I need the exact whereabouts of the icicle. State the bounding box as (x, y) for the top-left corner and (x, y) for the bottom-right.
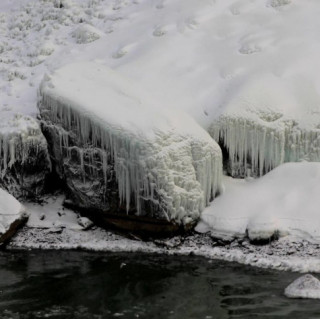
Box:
(38, 79), (224, 224)
(210, 115), (320, 177)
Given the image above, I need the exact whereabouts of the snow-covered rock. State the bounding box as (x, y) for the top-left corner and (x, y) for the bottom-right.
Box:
(77, 217), (93, 230)
(285, 274), (320, 299)
(209, 75), (320, 177)
(0, 187), (28, 245)
(0, 113), (50, 199)
(197, 162), (320, 243)
(38, 62), (222, 227)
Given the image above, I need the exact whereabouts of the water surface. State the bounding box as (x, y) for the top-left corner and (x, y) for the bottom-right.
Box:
(0, 251), (319, 318)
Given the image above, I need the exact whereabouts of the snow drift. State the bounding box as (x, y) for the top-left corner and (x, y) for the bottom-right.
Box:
(197, 162), (320, 242)
(38, 62), (222, 226)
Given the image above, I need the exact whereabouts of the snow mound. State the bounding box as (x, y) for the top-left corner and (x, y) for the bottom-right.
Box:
(39, 62), (222, 224)
(0, 187), (27, 236)
(285, 274), (320, 299)
(197, 162), (320, 242)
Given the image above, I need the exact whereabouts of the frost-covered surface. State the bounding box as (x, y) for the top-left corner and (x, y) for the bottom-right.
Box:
(0, 187), (27, 236)
(284, 274), (320, 299)
(39, 62), (222, 224)
(197, 163), (320, 242)
(2, 0), (320, 177)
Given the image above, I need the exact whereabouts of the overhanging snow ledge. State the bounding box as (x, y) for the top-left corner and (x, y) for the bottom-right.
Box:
(38, 62), (223, 229)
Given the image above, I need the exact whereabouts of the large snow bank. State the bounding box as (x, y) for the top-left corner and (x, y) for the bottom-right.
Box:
(39, 62), (222, 225)
(197, 162), (320, 242)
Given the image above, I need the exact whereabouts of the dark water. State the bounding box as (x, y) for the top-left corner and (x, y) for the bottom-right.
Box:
(0, 251), (319, 319)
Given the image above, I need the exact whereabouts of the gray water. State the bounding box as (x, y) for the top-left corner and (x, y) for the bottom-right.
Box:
(0, 251), (319, 319)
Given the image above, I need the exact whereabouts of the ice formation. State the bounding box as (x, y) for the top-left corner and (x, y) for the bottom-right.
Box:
(210, 115), (320, 177)
(209, 75), (320, 177)
(38, 62), (222, 224)
(0, 114), (50, 198)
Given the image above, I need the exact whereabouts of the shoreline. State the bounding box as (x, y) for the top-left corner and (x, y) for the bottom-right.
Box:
(7, 225), (320, 274)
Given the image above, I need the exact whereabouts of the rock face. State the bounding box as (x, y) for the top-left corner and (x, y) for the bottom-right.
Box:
(0, 114), (51, 199)
(38, 62), (223, 231)
(285, 274), (320, 299)
(0, 188), (28, 246)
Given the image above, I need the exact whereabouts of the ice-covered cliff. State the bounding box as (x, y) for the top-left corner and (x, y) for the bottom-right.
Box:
(38, 62), (222, 226)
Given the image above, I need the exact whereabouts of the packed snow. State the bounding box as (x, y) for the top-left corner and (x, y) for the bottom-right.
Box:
(39, 62), (222, 224)
(197, 162), (320, 243)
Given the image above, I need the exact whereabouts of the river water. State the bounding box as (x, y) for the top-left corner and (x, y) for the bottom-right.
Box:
(0, 250), (319, 318)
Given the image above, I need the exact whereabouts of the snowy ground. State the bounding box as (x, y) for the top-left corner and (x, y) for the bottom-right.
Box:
(5, 195), (320, 274)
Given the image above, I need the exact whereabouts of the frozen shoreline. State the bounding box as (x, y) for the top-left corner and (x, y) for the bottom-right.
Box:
(7, 224), (320, 274)
(4, 194), (320, 274)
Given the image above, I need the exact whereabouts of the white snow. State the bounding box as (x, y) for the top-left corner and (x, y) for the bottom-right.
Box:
(0, 187), (27, 235)
(24, 195), (85, 230)
(39, 62), (222, 224)
(1, 0), (320, 266)
(197, 162), (320, 242)
(285, 274), (320, 299)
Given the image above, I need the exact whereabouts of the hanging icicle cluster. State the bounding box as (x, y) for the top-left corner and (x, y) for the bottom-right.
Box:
(39, 77), (223, 224)
(210, 115), (320, 177)
(0, 114), (50, 198)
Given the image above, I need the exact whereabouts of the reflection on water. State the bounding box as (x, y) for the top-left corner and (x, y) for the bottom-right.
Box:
(0, 251), (319, 318)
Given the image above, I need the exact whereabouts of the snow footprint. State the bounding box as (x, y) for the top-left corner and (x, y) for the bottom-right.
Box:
(155, 0), (166, 9)
(185, 17), (199, 30)
(153, 25), (167, 37)
(268, 0), (291, 8)
(238, 32), (274, 55)
(112, 43), (137, 59)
